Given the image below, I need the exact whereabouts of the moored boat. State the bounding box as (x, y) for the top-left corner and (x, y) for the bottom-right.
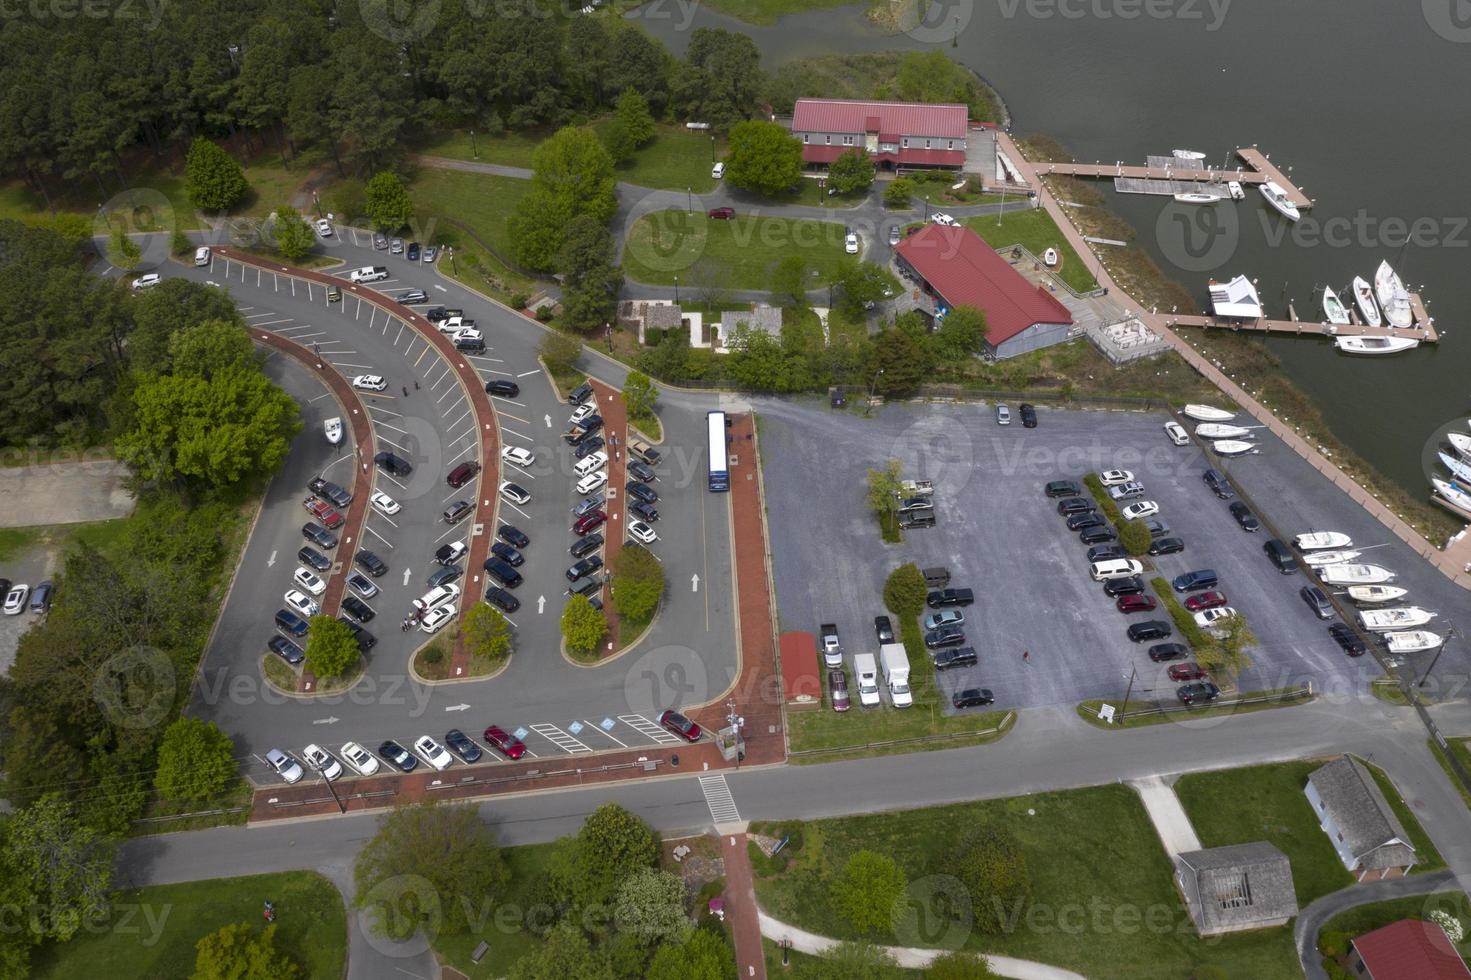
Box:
(1447, 432), (1471, 460)
(1174, 191), (1223, 204)
(1321, 286), (1350, 325)
(1182, 404), (1236, 422)
(1353, 276), (1382, 327)
(1438, 451), (1471, 484)
(1294, 531), (1352, 550)
(1172, 149), (1207, 162)
(1317, 563), (1397, 585)
(1259, 181), (1301, 221)
(1335, 335), (1419, 355)
(1212, 440), (1257, 457)
(1374, 260), (1413, 328)
(1227, 181), (1244, 200)
(1196, 423), (1254, 439)
(1302, 549), (1361, 567)
(1359, 606), (1436, 632)
(1431, 478), (1471, 518)
(1384, 630), (1443, 655)
(1345, 585), (1407, 605)
(1043, 247), (1058, 267)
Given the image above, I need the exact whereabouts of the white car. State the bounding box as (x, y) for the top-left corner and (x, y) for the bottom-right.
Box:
(3, 585), (29, 616)
(1099, 470), (1135, 487)
(579, 450), (608, 472)
(628, 520), (658, 545)
(435, 316), (469, 334)
(1164, 421), (1190, 446)
(352, 374), (387, 392)
(569, 403), (597, 425)
(1121, 500), (1160, 521)
(419, 604), (457, 634)
(453, 327), (483, 343)
(712, 161), (725, 179)
(340, 741), (380, 776)
(315, 218), (333, 237)
(130, 273), (162, 290)
(1194, 607), (1238, 635)
(845, 232), (859, 254)
(576, 469), (608, 495)
(931, 212), (958, 227)
(499, 481), (531, 505)
(284, 589), (320, 618)
(501, 446), (536, 468)
(292, 567), (326, 596)
(414, 735), (454, 770)
(371, 490), (401, 516)
(413, 583), (461, 613)
(194, 246), (211, 267)
(265, 749), (303, 784)
(302, 743), (343, 780)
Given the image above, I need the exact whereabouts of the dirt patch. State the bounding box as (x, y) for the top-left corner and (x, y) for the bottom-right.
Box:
(0, 459), (135, 527)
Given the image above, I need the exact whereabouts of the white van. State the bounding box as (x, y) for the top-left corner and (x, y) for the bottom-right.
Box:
(349, 266), (389, 284)
(1091, 558), (1144, 581)
(194, 246), (211, 267)
(573, 451), (607, 478)
(853, 653), (881, 707)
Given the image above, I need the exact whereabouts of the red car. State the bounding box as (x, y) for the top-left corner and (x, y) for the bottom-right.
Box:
(572, 510), (607, 536)
(1116, 594), (1158, 614)
(481, 725), (526, 760)
(658, 709), (702, 743)
(707, 207), (735, 220)
(1184, 591), (1228, 612)
(303, 497), (344, 529)
(1168, 663), (1209, 682)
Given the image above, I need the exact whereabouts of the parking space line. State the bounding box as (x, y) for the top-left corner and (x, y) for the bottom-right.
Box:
(500, 426), (532, 442)
(586, 722), (628, 748)
(469, 355), (505, 363)
(436, 384), (458, 404)
(414, 345), (434, 368)
(308, 392), (333, 403)
(365, 524), (395, 548)
(441, 488), (465, 505)
(529, 724), (593, 754)
(497, 410), (531, 426)
(393, 323), (405, 346)
(244, 311), (276, 319)
(617, 714), (682, 745)
(378, 472), (409, 491)
(443, 407), (472, 432)
(516, 369), (540, 378)
(489, 396), (526, 408)
(330, 361), (376, 372)
(376, 434), (409, 453)
(445, 443), (475, 465)
(370, 509), (400, 530)
(433, 524), (464, 543)
(501, 499), (531, 521)
(429, 367), (453, 390)
(368, 406), (403, 419)
(251, 317), (296, 327)
(368, 308), (379, 331)
(483, 369), (516, 377)
(354, 297), (363, 319)
(374, 421), (409, 435)
(501, 463), (533, 480)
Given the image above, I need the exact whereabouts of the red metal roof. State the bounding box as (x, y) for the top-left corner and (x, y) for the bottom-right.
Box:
(778, 632), (822, 708)
(801, 146), (965, 167)
(895, 224), (1074, 345)
(1353, 920), (1471, 980)
(792, 98), (969, 139)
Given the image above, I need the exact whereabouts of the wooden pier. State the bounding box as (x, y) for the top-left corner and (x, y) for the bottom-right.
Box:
(1036, 147), (1313, 209)
(1163, 293), (1438, 344)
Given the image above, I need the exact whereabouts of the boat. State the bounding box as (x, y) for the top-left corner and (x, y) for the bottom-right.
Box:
(1374, 261), (1414, 328)
(1196, 423), (1254, 439)
(1317, 563), (1397, 585)
(1449, 432), (1471, 460)
(1227, 181), (1244, 200)
(1259, 181), (1301, 221)
(1384, 630), (1443, 655)
(1212, 440), (1258, 457)
(1359, 607), (1436, 632)
(1183, 404), (1237, 422)
(1345, 585), (1407, 605)
(1302, 549), (1361, 567)
(1352, 276), (1382, 327)
(1431, 478), (1471, 519)
(1321, 286), (1350, 325)
(1172, 149), (1207, 161)
(1294, 531), (1352, 550)
(1174, 191), (1223, 204)
(1335, 335), (1420, 355)
(323, 417), (343, 445)
(1208, 276), (1264, 319)
(1043, 247), (1058, 267)
(1438, 451), (1471, 484)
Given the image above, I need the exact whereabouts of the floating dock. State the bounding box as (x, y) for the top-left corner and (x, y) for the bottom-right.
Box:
(1036, 147), (1312, 209)
(1164, 293), (1437, 344)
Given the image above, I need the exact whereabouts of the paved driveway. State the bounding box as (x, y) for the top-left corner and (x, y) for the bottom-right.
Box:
(0, 459), (134, 527)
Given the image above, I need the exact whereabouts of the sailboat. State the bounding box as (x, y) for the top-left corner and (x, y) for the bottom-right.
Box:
(1384, 630), (1443, 654)
(1182, 404), (1236, 422)
(1294, 531), (1352, 550)
(1259, 181), (1301, 221)
(1317, 563), (1397, 585)
(1359, 607), (1436, 632)
(1431, 478), (1471, 519)
(1374, 260), (1414, 328)
(1302, 549), (1361, 567)
(1321, 286), (1350, 325)
(1196, 423), (1254, 439)
(1449, 432), (1471, 460)
(1212, 440), (1258, 457)
(1345, 585), (1407, 605)
(1336, 336), (1420, 355)
(1174, 190), (1223, 205)
(1438, 451), (1471, 484)
(1353, 276), (1382, 327)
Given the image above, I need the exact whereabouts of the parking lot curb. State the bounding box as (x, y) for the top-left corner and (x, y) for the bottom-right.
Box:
(255, 655), (369, 701)
(409, 636), (511, 686)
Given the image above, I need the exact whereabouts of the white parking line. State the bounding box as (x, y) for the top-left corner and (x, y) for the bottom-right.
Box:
(529, 724), (592, 754)
(497, 410), (531, 425)
(316, 348), (357, 356)
(490, 396), (526, 408)
(379, 472), (409, 491)
(443, 407), (472, 432)
(617, 714), (682, 745)
(365, 524), (395, 548)
(251, 317), (296, 327)
(368, 406), (403, 419)
(393, 323), (405, 346)
(369, 508), (401, 530)
(500, 426), (532, 442)
(368, 308), (379, 331)
(501, 462), (534, 480)
(587, 722), (628, 748)
(433, 524), (464, 543)
(484, 369), (516, 377)
(376, 434), (409, 453)
(516, 369), (540, 377)
(330, 361), (376, 371)
(436, 385), (458, 404)
(500, 499), (531, 520)
(244, 311), (277, 319)
(469, 355), (505, 363)
(445, 443), (475, 465)
(374, 421), (409, 435)
(308, 392), (333, 403)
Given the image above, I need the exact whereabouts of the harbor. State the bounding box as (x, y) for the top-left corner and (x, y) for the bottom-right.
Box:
(1035, 147), (1313, 208)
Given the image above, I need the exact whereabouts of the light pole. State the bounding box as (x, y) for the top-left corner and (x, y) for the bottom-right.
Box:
(673, 274), (679, 304)
(447, 246), (456, 275)
(864, 368), (884, 416)
(687, 186), (692, 214)
(470, 128), (478, 159)
(1418, 626), (1456, 688)
(711, 135), (716, 163)
(312, 189), (321, 218)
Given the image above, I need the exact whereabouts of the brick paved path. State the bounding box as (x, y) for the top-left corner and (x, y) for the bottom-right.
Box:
(720, 832), (768, 980)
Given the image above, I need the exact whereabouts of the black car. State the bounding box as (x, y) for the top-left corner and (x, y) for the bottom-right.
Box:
(485, 586), (521, 614)
(378, 740), (418, 772)
(924, 626), (965, 649)
(1177, 681), (1221, 705)
(1019, 403), (1037, 428)
(629, 499), (659, 522)
(1229, 501), (1260, 532)
(267, 635), (305, 665)
(567, 381), (594, 405)
(297, 546), (331, 572)
(1144, 518), (1171, 538)
(398, 289), (428, 304)
(926, 588), (975, 608)
(626, 482), (659, 504)
(339, 618), (377, 651)
(1066, 512), (1105, 532)
(1300, 585), (1333, 620)
(1263, 538), (1298, 574)
(1328, 623), (1368, 656)
(341, 595), (375, 622)
(1202, 469), (1235, 499)
(308, 477), (352, 509)
(628, 460), (657, 483)
(443, 500), (474, 524)
(374, 451), (413, 477)
(1057, 497), (1095, 516)
(1087, 544), (1126, 563)
(953, 687), (996, 709)
(498, 524), (530, 548)
(874, 615), (895, 643)
(406, 241), (420, 261)
(1128, 620), (1172, 642)
(434, 542), (468, 565)
(1148, 537), (1186, 556)
(566, 556), (604, 581)
(568, 533), (603, 559)
(445, 728), (482, 763)
(484, 558), (522, 589)
(1172, 569), (1219, 592)
(491, 541), (524, 566)
(933, 646), (978, 670)
(301, 522), (337, 549)
(573, 437), (605, 460)
(427, 565), (463, 589)
(1148, 642), (1189, 662)
(355, 550), (388, 577)
(1044, 480), (1082, 498)
(1079, 525), (1117, 544)
(1103, 575), (1145, 597)
(485, 380), (520, 397)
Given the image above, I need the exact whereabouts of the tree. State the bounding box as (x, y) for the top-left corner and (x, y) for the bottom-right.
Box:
(540, 331), (583, 379)
(723, 120), (803, 197)
(884, 178), (915, 209)
(509, 921), (607, 980)
(931, 306), (987, 361)
(614, 88), (656, 148)
(611, 545), (665, 624)
(155, 717), (236, 806)
(129, 278), (245, 373)
(355, 801), (508, 939)
(870, 327), (933, 397)
(614, 867), (690, 945)
(621, 371), (658, 423)
(192, 923), (300, 980)
(771, 255), (810, 307)
(364, 171), (414, 232)
(884, 563), (928, 619)
(1214, 614), (1256, 679)
(4, 796), (114, 941)
(834, 261), (892, 315)
(954, 827), (1030, 934)
(304, 615), (359, 679)
(552, 802), (659, 911)
(561, 595), (607, 658)
(677, 28), (764, 127)
(109, 227), (142, 271)
(602, 118), (637, 164)
(828, 148), (875, 194)
(647, 929), (736, 980)
(168, 320), (259, 381)
(184, 138), (249, 212)
(510, 127), (617, 271)
(1119, 519), (1151, 556)
(271, 206), (315, 262)
(795, 940), (905, 980)
(831, 850), (907, 935)
(867, 460), (903, 528)
(557, 215), (623, 333)
(462, 603), (512, 664)
(925, 951), (1002, 980)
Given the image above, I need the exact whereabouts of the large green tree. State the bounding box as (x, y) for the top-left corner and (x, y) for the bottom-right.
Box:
(833, 260), (892, 315)
(168, 319), (259, 381)
(870, 325), (932, 397)
(614, 867), (689, 945)
(556, 215), (623, 333)
(560, 595), (607, 659)
(364, 171), (414, 232)
(549, 802), (659, 911)
(883, 563), (928, 619)
(723, 120), (802, 197)
(4, 796), (115, 942)
(647, 929), (736, 980)
(611, 545), (664, 624)
(510, 127), (618, 271)
(462, 603), (512, 665)
(621, 371), (658, 422)
(184, 138), (249, 212)
(155, 716), (237, 806)
(831, 850), (907, 935)
(304, 615), (359, 679)
(673, 28), (764, 127)
(272, 206), (315, 262)
(827, 148), (875, 194)
(931, 305), (988, 361)
(509, 921), (607, 980)
(129, 278), (244, 372)
(615, 88), (656, 148)
(192, 922), (301, 980)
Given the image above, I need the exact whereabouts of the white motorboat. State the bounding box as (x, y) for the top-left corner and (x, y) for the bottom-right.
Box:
(1174, 191), (1223, 205)
(1043, 247), (1058, 267)
(1384, 630), (1443, 655)
(1352, 276), (1382, 327)
(1259, 181), (1301, 221)
(1212, 440), (1258, 457)
(1449, 432), (1471, 460)
(1438, 451), (1471, 484)
(323, 417), (343, 445)
(1374, 260), (1413, 328)
(1335, 335), (1419, 355)
(1227, 181), (1244, 200)
(1172, 149), (1207, 161)
(1359, 607), (1436, 632)
(1317, 563), (1397, 585)
(1321, 286), (1350, 325)
(1209, 276), (1264, 319)
(1294, 531), (1352, 550)
(1196, 423), (1254, 439)
(1431, 478), (1471, 519)
(1182, 404), (1237, 422)
(1346, 585), (1408, 605)
(1302, 549), (1361, 567)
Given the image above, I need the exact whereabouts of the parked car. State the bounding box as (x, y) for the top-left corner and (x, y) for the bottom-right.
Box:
(1164, 421), (1190, 445)
(491, 541), (524, 567)
(378, 740), (418, 772)
(443, 500), (474, 524)
(659, 709), (702, 742)
(1128, 620), (1172, 642)
(1102, 575), (1145, 597)
(447, 461), (482, 488)
(923, 610), (964, 631)
(574, 437), (605, 460)
(923, 626), (965, 649)
(1116, 594), (1158, 614)
(497, 525), (530, 549)
(566, 556), (604, 582)
(293, 567), (326, 596)
(1, 584), (25, 616)
(1193, 607), (1238, 633)
(573, 510), (607, 536)
(284, 589), (320, 618)
(131, 273), (162, 290)
(1202, 469), (1235, 499)
(499, 482), (531, 505)
(827, 669), (850, 712)
(445, 729), (482, 763)
(303, 497), (344, 529)
(932, 646), (978, 670)
(711, 161), (725, 179)
(267, 635), (305, 665)
(1044, 480), (1082, 498)
(1172, 569), (1219, 592)
(1184, 590), (1228, 612)
(1229, 501), (1260, 532)
(1328, 623), (1368, 656)
(573, 493), (606, 518)
(1168, 663), (1209, 681)
(423, 244), (438, 262)
(1066, 512), (1105, 532)
(926, 588), (974, 607)
(1120, 500), (1160, 521)
(301, 522), (337, 549)
(374, 451), (413, 477)
(485, 379), (520, 397)
(707, 207), (735, 219)
(341, 741), (380, 775)
(398, 289), (428, 304)
(347, 572), (379, 599)
(29, 580), (52, 614)
(1087, 544), (1126, 563)
(406, 242), (421, 261)
(309, 478), (352, 508)
(627, 520), (658, 545)
(995, 404), (1011, 425)
(576, 470), (608, 495)
(952, 688), (995, 709)
(570, 532), (604, 559)
(303, 744), (342, 780)
(371, 490), (400, 516)
(314, 218), (333, 237)
(874, 615), (895, 643)
(485, 586), (520, 614)
(501, 446), (535, 468)
(1147, 642), (1189, 662)
(372, 233), (388, 250)
(1057, 497), (1095, 516)
(1177, 681), (1221, 705)
(298, 546), (331, 572)
(355, 550), (388, 577)
(1107, 481), (1147, 501)
(1099, 470), (1135, 487)
(342, 595), (375, 622)
(1079, 525), (1118, 544)
(1019, 403), (1037, 427)
(1148, 537), (1185, 556)
(265, 749), (304, 783)
(627, 482), (659, 504)
(1143, 518), (1172, 538)
(352, 374), (388, 392)
(628, 459), (657, 483)
(413, 584), (461, 614)
(482, 725), (526, 759)
(1263, 538), (1298, 574)
(629, 499), (659, 523)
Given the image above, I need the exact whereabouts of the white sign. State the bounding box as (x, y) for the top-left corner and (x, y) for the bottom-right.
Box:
(1098, 704), (1117, 725)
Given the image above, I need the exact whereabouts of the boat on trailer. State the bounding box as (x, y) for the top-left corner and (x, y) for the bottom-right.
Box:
(1345, 585), (1407, 605)
(1302, 549), (1361, 567)
(1182, 404), (1236, 423)
(1196, 423), (1254, 439)
(1384, 630), (1443, 654)
(1359, 607), (1436, 632)
(1043, 247), (1058, 267)
(1212, 440), (1258, 457)
(1317, 563), (1397, 585)
(1294, 531), (1352, 550)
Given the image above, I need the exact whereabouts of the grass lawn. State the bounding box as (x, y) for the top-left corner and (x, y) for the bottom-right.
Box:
(0, 516), (133, 564)
(1428, 737), (1471, 813)
(1362, 761), (1446, 871)
(399, 168), (537, 297)
(697, 0), (861, 23)
(31, 871), (345, 980)
(622, 210), (849, 289)
(749, 784), (1299, 978)
(1316, 891), (1471, 955)
(962, 208), (1099, 293)
(432, 842), (559, 978)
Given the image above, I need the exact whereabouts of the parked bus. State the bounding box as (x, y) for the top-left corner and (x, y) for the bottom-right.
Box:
(707, 411), (729, 492)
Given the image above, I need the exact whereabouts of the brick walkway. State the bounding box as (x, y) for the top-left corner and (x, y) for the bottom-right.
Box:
(720, 832), (768, 980)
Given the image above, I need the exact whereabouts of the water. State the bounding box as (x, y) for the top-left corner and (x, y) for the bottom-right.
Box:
(633, 0), (1471, 495)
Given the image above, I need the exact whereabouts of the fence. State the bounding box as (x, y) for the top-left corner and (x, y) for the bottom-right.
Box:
(1113, 686), (1313, 721)
(786, 711), (1015, 760)
(912, 385), (1170, 412)
(998, 242), (1108, 301)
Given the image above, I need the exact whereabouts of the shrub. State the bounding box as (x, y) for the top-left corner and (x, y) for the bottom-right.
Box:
(1120, 519), (1151, 556)
(536, 306), (555, 322)
(1083, 473), (1123, 524)
(1318, 930), (1352, 959)
(883, 563), (928, 619)
(509, 292), (530, 310)
(884, 178), (914, 209)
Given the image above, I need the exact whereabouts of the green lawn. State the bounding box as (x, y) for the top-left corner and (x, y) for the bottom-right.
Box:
(398, 167), (537, 297)
(1362, 762), (1446, 871)
(432, 842), (559, 978)
(696, 0), (861, 23)
(1317, 891), (1471, 956)
(749, 784), (1298, 978)
(962, 208), (1099, 293)
(1428, 737), (1471, 813)
(622, 209), (849, 289)
(31, 871), (345, 979)
(1075, 688), (1315, 729)
(0, 516), (132, 564)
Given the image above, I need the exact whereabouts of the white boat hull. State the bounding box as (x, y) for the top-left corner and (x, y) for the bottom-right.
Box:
(1317, 563), (1397, 585)
(1374, 260), (1413, 328)
(1295, 532), (1352, 550)
(1212, 440), (1257, 457)
(1431, 478), (1471, 518)
(1174, 192), (1223, 204)
(1438, 452), (1471, 484)
(1196, 423), (1253, 439)
(1359, 607), (1435, 632)
(1447, 432), (1471, 461)
(1302, 550), (1361, 567)
(1346, 585), (1407, 605)
(1183, 404), (1236, 422)
(1335, 335), (1419, 355)
(1353, 276), (1382, 327)
(1259, 181), (1301, 221)
(1321, 286), (1350, 325)
(1043, 248), (1058, 267)
(1227, 181), (1244, 200)
(1172, 150), (1207, 160)
(1384, 630), (1443, 654)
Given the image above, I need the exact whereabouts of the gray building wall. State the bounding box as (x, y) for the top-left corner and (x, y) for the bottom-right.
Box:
(992, 321), (1074, 359)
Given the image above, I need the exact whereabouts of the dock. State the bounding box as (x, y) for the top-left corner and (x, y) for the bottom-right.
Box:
(1163, 293), (1438, 344)
(1036, 147), (1312, 209)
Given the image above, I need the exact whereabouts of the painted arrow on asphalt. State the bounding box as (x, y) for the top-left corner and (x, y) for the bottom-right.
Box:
(312, 716), (339, 725)
(445, 703), (470, 712)
(538, 595), (546, 614)
(692, 574), (700, 593)
(544, 414), (551, 427)
(267, 550), (277, 568)
(403, 568), (412, 586)
(434, 284), (447, 292)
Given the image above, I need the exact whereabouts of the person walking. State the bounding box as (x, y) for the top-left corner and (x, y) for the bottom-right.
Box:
(1023, 649), (1031, 664)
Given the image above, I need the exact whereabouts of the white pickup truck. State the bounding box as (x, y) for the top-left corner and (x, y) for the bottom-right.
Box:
(323, 417), (343, 445)
(899, 479), (934, 497)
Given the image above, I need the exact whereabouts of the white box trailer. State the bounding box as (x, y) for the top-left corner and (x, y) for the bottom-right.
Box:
(853, 653), (881, 707)
(879, 643), (912, 707)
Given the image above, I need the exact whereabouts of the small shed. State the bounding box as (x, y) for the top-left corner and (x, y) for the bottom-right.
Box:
(1174, 842), (1298, 936)
(778, 632), (822, 710)
(1305, 755), (1418, 881)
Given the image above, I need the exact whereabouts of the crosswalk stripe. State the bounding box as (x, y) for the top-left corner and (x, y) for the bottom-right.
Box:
(698, 774), (741, 825)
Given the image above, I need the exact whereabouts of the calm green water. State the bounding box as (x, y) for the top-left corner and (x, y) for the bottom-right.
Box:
(634, 0), (1470, 494)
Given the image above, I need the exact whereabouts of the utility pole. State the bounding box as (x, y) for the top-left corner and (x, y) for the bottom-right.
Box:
(726, 698), (744, 767)
(1418, 625), (1456, 688)
(864, 368), (884, 417)
(470, 128), (478, 160)
(1119, 664), (1137, 725)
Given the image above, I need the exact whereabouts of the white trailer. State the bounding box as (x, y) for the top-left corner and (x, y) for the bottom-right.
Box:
(879, 643), (912, 708)
(853, 653), (881, 707)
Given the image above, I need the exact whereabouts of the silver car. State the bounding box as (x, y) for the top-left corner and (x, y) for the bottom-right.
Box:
(923, 610), (965, 631)
(573, 493), (606, 517)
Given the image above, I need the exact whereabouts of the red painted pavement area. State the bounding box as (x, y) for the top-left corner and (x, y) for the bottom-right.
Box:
(721, 832), (769, 980)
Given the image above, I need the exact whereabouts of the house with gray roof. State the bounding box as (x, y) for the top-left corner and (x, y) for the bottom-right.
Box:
(1174, 842), (1298, 935)
(716, 306), (783, 353)
(1305, 755), (1418, 881)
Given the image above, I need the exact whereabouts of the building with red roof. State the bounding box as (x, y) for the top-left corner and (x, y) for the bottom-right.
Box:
(1348, 919), (1471, 980)
(894, 223), (1075, 359)
(791, 99), (969, 172)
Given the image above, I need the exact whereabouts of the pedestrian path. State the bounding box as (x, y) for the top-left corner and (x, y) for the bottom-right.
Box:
(699, 773), (742, 825)
(1129, 775), (1202, 856)
(720, 832), (767, 980)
